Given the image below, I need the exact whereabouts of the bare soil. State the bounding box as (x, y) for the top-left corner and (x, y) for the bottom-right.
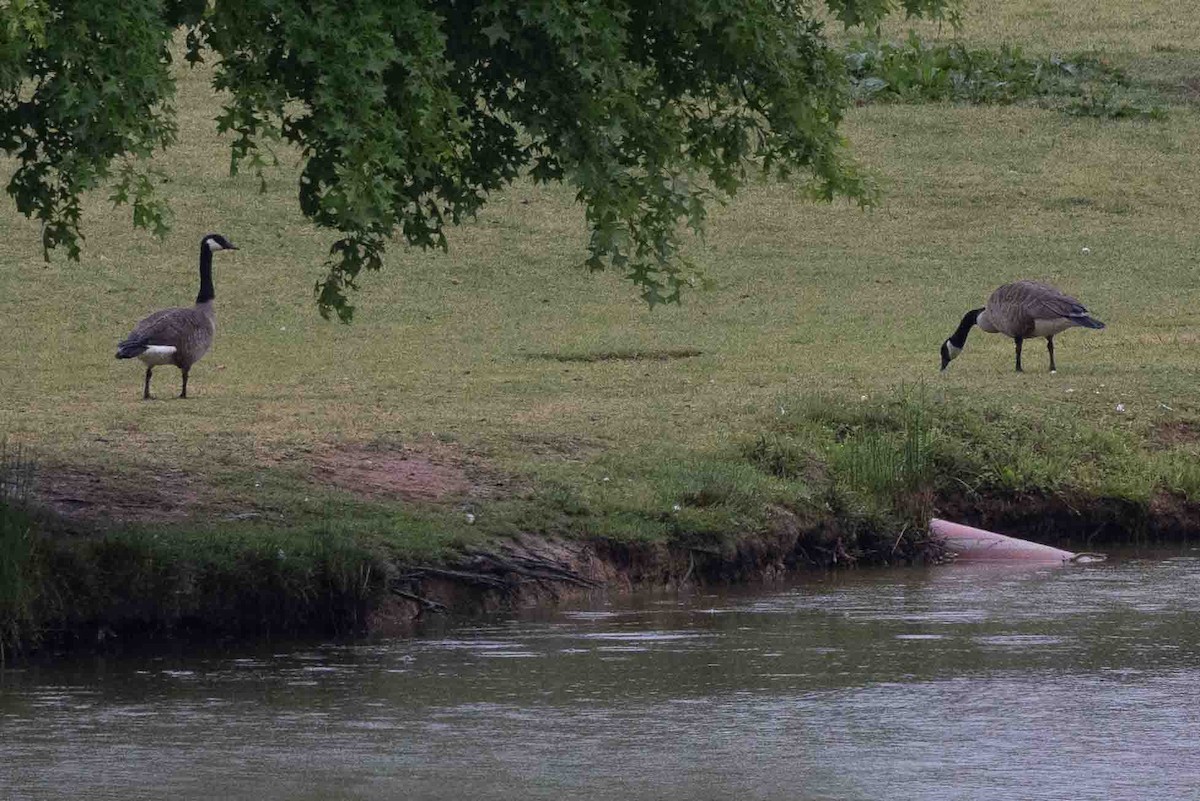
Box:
(1180, 76), (1200, 104)
(311, 444), (477, 502)
(33, 466), (204, 524)
(1149, 419), (1200, 449)
(30, 441), (508, 526)
(308, 440), (521, 504)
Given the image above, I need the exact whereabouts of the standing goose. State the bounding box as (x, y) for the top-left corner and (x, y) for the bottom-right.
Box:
(115, 233), (238, 399)
(940, 280), (1105, 373)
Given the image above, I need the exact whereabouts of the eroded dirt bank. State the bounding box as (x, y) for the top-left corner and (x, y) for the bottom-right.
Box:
(8, 442), (1200, 655)
(370, 493), (1200, 638)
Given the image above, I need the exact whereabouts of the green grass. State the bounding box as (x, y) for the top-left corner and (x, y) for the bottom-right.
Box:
(2, 2), (1200, 646)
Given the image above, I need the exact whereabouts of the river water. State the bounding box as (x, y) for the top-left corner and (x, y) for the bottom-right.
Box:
(2, 550), (1198, 801)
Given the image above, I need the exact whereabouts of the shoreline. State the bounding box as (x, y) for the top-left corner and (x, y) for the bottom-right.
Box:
(4, 483), (1197, 659)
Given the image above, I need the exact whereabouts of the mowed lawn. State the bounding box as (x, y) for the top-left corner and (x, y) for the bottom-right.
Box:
(2, 1), (1199, 533)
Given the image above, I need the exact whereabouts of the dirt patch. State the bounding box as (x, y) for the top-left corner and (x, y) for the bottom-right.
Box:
(32, 466), (203, 524)
(311, 443), (502, 502)
(1179, 76), (1200, 104)
(27, 442), (510, 525)
(532, 347), (703, 363)
(509, 432), (607, 459)
(1150, 420), (1200, 449)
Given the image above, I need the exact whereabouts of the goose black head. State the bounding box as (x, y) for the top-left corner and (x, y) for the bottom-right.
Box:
(202, 233), (238, 252)
(939, 339), (961, 371)
(940, 308), (982, 371)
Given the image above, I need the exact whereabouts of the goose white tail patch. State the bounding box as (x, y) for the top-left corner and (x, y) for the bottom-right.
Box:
(1032, 318), (1075, 338)
(137, 345), (177, 366)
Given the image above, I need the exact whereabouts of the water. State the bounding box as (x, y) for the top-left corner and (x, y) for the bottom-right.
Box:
(3, 550), (1199, 800)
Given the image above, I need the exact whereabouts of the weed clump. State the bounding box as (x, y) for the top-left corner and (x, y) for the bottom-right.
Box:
(845, 33), (1167, 120)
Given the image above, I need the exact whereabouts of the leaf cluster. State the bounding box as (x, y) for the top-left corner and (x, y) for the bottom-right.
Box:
(192, 0), (906, 318)
(0, 0), (183, 257)
(1, 0), (958, 318)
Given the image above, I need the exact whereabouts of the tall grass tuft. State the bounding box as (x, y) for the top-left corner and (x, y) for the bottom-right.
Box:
(744, 433), (812, 480)
(1158, 453), (1200, 502)
(1, 439), (38, 662)
(833, 391), (936, 501)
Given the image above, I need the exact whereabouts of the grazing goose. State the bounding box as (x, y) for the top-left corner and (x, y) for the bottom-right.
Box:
(940, 280), (1105, 373)
(115, 233), (238, 399)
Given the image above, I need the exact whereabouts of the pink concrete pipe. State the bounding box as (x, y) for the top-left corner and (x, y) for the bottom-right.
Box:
(929, 518), (1096, 563)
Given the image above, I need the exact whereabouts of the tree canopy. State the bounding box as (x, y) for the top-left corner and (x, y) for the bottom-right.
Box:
(0, 0), (957, 320)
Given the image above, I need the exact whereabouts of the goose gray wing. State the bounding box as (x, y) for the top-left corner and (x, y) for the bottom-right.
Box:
(116, 307), (189, 357)
(1018, 281), (1092, 318)
(1011, 281), (1103, 328)
(989, 281), (1103, 335)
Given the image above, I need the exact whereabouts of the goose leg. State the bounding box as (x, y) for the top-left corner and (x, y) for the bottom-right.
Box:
(1014, 337), (1024, 373)
(1047, 337), (1057, 373)
(180, 369), (189, 399)
(143, 367), (153, 400)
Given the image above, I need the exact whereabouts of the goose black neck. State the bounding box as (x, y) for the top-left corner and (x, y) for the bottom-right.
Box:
(196, 243), (215, 304)
(949, 308), (983, 348)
